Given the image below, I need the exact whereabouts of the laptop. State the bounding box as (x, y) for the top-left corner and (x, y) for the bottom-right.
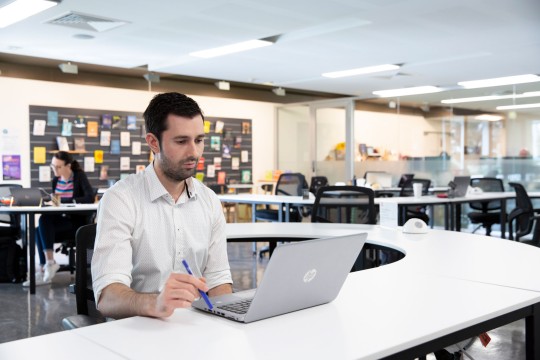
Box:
(193, 233), (368, 323)
(9, 188), (43, 207)
(450, 176), (471, 197)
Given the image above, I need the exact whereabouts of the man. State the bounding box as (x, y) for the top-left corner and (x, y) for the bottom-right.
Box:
(92, 92), (233, 319)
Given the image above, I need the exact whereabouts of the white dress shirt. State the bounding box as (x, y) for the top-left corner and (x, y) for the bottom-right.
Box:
(92, 163), (232, 305)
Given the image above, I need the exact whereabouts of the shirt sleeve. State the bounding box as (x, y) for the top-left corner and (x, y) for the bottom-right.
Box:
(91, 185), (136, 306)
(203, 192), (233, 290)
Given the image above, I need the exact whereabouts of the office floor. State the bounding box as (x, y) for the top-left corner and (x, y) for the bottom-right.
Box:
(0, 241), (527, 359)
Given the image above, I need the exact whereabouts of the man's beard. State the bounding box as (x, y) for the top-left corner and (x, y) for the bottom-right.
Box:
(160, 152), (198, 182)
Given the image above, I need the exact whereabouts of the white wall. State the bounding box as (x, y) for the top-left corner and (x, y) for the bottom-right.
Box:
(0, 77), (276, 186)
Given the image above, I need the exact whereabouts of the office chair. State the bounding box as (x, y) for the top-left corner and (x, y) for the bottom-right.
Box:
(467, 178), (504, 236)
(256, 173), (308, 258)
(309, 176), (328, 195)
(310, 186), (392, 271)
(0, 184), (23, 241)
(62, 223), (106, 330)
(54, 188), (98, 274)
(508, 183), (540, 246)
(255, 173), (308, 223)
(400, 178), (431, 224)
(397, 174), (414, 188)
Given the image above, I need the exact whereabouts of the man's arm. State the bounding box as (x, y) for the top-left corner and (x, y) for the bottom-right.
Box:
(98, 273), (209, 319)
(208, 283), (233, 297)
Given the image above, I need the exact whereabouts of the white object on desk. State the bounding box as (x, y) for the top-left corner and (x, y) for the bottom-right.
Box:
(379, 202), (399, 228)
(402, 218), (429, 234)
(413, 183), (423, 198)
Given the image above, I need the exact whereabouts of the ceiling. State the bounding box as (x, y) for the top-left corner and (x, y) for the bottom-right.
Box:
(1, 0), (540, 116)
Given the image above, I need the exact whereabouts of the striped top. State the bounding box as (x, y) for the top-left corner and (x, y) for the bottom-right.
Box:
(55, 175), (74, 198)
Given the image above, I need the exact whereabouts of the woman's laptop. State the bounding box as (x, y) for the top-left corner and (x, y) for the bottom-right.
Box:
(9, 188), (43, 207)
(192, 233), (367, 323)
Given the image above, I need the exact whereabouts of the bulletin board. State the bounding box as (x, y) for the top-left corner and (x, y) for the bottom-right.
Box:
(28, 105), (253, 190)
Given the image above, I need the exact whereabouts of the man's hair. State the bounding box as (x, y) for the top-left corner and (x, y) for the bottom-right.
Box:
(143, 92), (205, 142)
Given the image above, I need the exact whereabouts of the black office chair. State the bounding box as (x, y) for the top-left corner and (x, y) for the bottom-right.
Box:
(400, 178), (431, 224)
(0, 184), (23, 241)
(397, 174), (415, 188)
(508, 183), (540, 246)
(62, 223), (106, 330)
(467, 178), (504, 236)
(54, 188), (97, 275)
(309, 176), (328, 196)
(311, 186), (391, 271)
(255, 173), (308, 223)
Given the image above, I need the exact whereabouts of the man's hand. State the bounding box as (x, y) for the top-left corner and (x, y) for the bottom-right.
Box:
(152, 273), (209, 318)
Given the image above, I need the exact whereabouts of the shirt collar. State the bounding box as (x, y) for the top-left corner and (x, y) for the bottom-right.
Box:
(145, 163), (198, 202)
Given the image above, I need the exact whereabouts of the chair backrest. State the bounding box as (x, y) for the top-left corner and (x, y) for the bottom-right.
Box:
(311, 186), (376, 224)
(400, 178), (431, 197)
(470, 178), (505, 211)
(0, 184), (22, 236)
(260, 183), (274, 195)
(309, 176), (328, 195)
(74, 223), (100, 317)
(397, 174), (415, 188)
(509, 182), (535, 238)
(275, 173), (307, 196)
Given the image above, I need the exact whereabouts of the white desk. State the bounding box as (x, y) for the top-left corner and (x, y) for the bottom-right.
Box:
(68, 224), (540, 359)
(0, 330), (123, 360)
(0, 204), (98, 294)
(3, 223), (540, 359)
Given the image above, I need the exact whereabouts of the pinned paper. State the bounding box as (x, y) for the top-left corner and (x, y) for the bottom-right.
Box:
(120, 157), (130, 170)
(132, 141), (141, 155)
(94, 150), (104, 164)
(84, 157), (95, 172)
(241, 150), (249, 163)
(206, 164), (215, 178)
(203, 121), (211, 133)
(33, 119), (46, 136)
(100, 131), (111, 146)
(39, 165), (51, 182)
(87, 121), (99, 137)
(47, 111), (58, 126)
(120, 132), (130, 147)
(231, 157), (239, 170)
(33, 147), (46, 164)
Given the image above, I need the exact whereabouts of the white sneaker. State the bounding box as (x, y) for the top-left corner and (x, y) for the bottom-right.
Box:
(22, 272), (51, 287)
(44, 263), (60, 282)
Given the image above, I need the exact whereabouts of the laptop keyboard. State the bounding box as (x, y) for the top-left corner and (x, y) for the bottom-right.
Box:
(217, 299), (252, 314)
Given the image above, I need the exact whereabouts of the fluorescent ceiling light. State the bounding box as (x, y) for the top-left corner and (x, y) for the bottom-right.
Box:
(496, 103), (540, 110)
(475, 114), (503, 121)
(0, 0), (58, 28)
(189, 39), (272, 58)
(215, 81), (230, 91)
(442, 91), (540, 104)
(373, 86), (442, 98)
(458, 74), (540, 89)
(272, 87), (286, 96)
(322, 64), (399, 78)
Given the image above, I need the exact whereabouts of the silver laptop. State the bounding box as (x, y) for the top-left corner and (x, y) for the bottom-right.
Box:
(452, 176), (471, 197)
(193, 233), (367, 323)
(9, 188), (43, 207)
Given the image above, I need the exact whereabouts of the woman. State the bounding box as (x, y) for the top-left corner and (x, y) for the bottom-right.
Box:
(23, 151), (94, 286)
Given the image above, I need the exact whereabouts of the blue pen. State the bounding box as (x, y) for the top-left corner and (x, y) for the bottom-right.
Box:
(181, 259), (213, 310)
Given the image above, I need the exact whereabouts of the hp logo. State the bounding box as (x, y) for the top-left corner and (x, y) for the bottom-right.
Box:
(303, 269), (317, 283)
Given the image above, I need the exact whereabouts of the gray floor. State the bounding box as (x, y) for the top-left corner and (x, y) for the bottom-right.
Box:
(0, 241), (528, 359)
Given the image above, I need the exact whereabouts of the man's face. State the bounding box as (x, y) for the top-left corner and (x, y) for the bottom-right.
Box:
(157, 114), (205, 182)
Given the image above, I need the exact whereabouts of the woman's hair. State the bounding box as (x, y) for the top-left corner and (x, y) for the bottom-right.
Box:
(54, 151), (82, 172)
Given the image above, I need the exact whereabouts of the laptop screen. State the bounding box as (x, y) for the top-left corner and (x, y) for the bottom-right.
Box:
(10, 188), (43, 207)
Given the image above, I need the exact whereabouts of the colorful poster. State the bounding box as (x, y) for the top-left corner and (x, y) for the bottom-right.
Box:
(87, 121), (99, 137)
(102, 114), (112, 129)
(195, 172), (204, 182)
(231, 157), (240, 170)
(33, 147), (46, 164)
(94, 150), (104, 164)
(197, 156), (205, 171)
(203, 121), (211, 133)
(241, 170), (252, 183)
(214, 157), (222, 170)
(47, 111), (58, 126)
(127, 115), (137, 130)
(2, 155), (21, 180)
(61, 119), (72, 136)
(110, 140), (121, 154)
(39, 165), (51, 182)
(215, 120), (224, 134)
(100, 131), (111, 146)
(217, 171), (226, 185)
(99, 165), (109, 180)
(210, 136), (221, 151)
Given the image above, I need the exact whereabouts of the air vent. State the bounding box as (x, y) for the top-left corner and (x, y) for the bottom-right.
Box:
(47, 12), (128, 32)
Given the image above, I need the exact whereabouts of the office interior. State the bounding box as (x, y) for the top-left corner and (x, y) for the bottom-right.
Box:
(1, 0), (540, 359)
